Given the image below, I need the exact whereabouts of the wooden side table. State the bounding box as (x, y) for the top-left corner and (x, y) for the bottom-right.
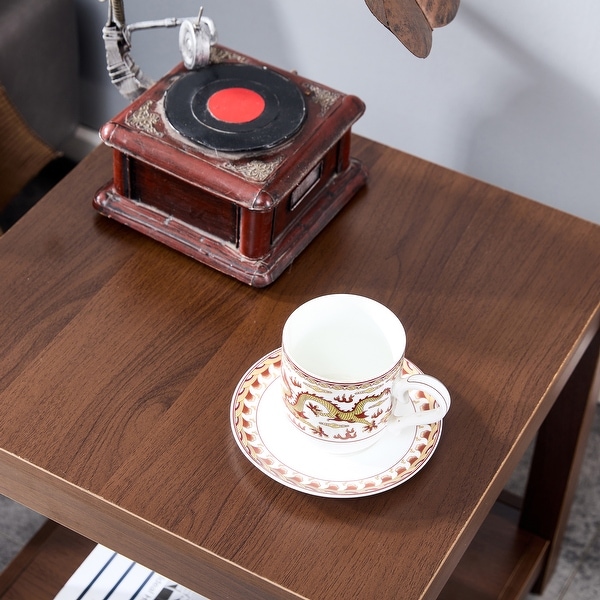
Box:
(0, 138), (598, 599)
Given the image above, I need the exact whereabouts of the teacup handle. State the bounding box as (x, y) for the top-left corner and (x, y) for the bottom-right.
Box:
(391, 374), (451, 428)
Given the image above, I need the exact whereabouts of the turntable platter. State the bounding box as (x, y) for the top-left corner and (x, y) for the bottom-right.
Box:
(164, 63), (307, 153)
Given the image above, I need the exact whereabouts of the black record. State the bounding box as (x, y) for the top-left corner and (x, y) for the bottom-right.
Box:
(164, 63), (307, 153)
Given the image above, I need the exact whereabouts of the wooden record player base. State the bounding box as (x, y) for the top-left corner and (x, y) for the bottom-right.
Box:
(94, 159), (367, 287)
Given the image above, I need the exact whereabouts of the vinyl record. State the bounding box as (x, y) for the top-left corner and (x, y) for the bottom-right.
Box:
(164, 63), (307, 153)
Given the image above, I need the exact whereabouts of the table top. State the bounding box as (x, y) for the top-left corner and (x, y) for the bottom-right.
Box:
(0, 138), (599, 600)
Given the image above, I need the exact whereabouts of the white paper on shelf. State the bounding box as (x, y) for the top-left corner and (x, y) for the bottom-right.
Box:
(53, 544), (210, 600)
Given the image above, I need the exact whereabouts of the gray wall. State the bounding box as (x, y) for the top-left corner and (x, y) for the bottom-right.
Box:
(76, 0), (600, 224)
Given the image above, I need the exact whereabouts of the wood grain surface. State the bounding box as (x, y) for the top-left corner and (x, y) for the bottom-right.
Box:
(364, 0), (460, 57)
(416, 0), (460, 28)
(0, 137), (599, 600)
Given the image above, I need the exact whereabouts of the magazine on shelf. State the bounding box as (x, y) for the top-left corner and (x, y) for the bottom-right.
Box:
(54, 544), (210, 600)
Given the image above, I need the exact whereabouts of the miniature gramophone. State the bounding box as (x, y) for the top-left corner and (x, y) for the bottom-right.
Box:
(94, 1), (458, 286)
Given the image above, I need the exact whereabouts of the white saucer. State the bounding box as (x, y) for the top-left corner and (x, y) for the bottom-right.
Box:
(230, 349), (443, 498)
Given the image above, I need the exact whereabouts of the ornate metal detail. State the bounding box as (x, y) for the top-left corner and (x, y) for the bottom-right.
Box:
(126, 101), (163, 137)
(224, 157), (283, 182)
(304, 83), (340, 116)
(210, 46), (248, 64)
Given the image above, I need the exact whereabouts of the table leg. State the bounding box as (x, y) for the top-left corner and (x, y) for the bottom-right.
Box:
(519, 328), (600, 593)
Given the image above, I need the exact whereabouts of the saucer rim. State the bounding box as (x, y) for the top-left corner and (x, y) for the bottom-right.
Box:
(230, 348), (443, 498)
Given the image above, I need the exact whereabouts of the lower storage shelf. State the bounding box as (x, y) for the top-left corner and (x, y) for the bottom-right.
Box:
(439, 500), (549, 599)
(0, 522), (95, 599)
(0, 499), (549, 600)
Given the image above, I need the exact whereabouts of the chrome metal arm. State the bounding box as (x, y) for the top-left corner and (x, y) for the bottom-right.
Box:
(99, 0), (216, 100)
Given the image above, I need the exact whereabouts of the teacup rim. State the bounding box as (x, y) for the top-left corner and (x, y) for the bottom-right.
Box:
(282, 293), (406, 382)
(281, 346), (404, 386)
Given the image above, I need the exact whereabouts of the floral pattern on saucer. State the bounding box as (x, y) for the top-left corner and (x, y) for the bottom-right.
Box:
(230, 349), (443, 498)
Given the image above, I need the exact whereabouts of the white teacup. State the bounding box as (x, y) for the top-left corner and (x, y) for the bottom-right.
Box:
(281, 294), (450, 453)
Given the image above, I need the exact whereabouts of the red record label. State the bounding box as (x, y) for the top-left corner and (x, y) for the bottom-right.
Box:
(207, 87), (266, 123)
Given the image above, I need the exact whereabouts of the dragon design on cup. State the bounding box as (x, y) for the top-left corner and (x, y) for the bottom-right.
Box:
(284, 387), (392, 439)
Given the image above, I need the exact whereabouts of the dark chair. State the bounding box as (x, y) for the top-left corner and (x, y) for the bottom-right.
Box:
(0, 0), (79, 230)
